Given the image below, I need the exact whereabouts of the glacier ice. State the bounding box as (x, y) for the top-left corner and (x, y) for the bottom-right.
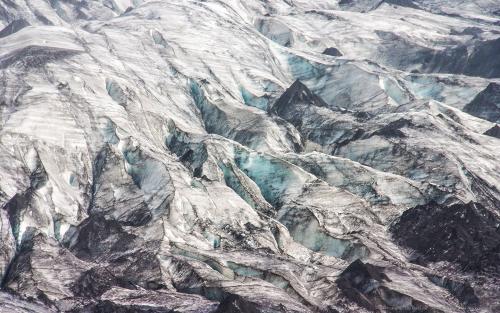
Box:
(0, 0), (499, 312)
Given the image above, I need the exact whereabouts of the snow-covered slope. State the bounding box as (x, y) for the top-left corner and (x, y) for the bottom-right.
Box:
(0, 0), (499, 312)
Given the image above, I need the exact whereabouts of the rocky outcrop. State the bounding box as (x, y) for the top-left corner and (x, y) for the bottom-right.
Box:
(391, 202), (500, 273)
(337, 260), (444, 312)
(0, 19), (30, 38)
(484, 124), (500, 138)
(463, 83), (500, 123)
(426, 274), (479, 306)
(322, 47), (343, 57)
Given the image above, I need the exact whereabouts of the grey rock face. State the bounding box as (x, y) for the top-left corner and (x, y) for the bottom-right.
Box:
(322, 47), (343, 57)
(337, 260), (444, 313)
(0, 0), (499, 312)
(0, 19), (30, 38)
(484, 124), (500, 138)
(425, 274), (479, 307)
(391, 201), (500, 272)
(464, 83), (500, 123)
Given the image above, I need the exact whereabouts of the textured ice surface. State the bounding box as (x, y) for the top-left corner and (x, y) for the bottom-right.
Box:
(0, 0), (499, 312)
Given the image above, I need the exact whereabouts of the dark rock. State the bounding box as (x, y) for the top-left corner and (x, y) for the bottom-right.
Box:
(71, 267), (136, 298)
(372, 118), (413, 138)
(271, 80), (366, 154)
(4, 192), (32, 242)
(336, 260), (390, 311)
(384, 0), (420, 9)
(3, 233), (89, 305)
(484, 124), (500, 138)
(376, 31), (469, 75)
(67, 215), (164, 290)
(338, 0), (420, 12)
(463, 83), (500, 123)
(463, 39), (500, 79)
(90, 146), (153, 227)
(391, 202), (500, 273)
(338, 0), (383, 12)
(375, 32), (500, 78)
(211, 287), (308, 313)
(0, 46), (81, 69)
(67, 215), (138, 261)
(4, 156), (48, 242)
(426, 274), (479, 306)
(214, 294), (292, 313)
(271, 80), (328, 117)
(337, 259), (442, 312)
(0, 19), (30, 38)
(322, 47), (343, 57)
(450, 27), (483, 36)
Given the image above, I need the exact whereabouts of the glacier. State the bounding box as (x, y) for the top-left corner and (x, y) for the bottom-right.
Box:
(0, 0), (499, 312)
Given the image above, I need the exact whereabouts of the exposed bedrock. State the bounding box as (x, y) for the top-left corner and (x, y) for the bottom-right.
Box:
(463, 83), (500, 123)
(391, 201), (500, 273)
(337, 260), (446, 313)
